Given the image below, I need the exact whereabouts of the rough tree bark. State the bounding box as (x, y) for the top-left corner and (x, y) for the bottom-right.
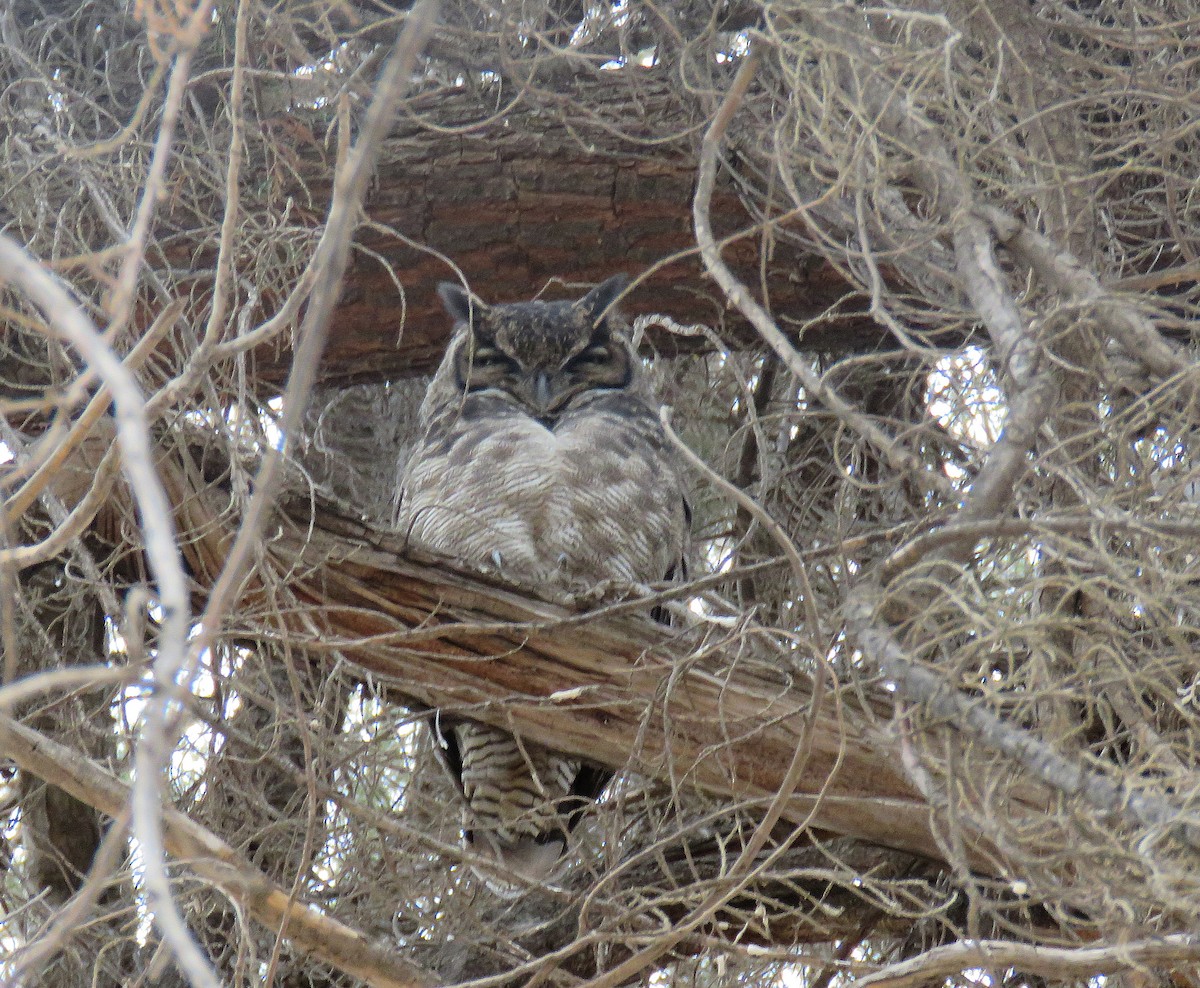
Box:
(144, 442), (1045, 876)
(235, 74), (882, 386)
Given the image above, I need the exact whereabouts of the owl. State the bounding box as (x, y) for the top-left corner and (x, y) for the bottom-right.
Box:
(398, 274), (689, 886)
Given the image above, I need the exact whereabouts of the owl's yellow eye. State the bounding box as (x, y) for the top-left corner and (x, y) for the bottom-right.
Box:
(564, 341), (631, 390)
(566, 344), (613, 370)
(469, 345), (513, 368)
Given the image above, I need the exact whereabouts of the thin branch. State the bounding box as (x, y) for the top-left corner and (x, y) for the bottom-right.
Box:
(3, 300), (182, 526)
(0, 712), (436, 988)
(7, 807), (133, 981)
(104, 1), (216, 344)
(844, 583), (1200, 852)
(857, 933), (1200, 988)
(790, 10), (1060, 539)
(191, 0), (441, 651)
(691, 46), (951, 502)
(0, 440), (122, 570)
(132, 5), (438, 981)
(0, 665), (139, 711)
(0, 230), (200, 981)
(980, 203), (1189, 380)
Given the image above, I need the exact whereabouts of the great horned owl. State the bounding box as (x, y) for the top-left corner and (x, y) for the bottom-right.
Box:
(398, 274), (689, 885)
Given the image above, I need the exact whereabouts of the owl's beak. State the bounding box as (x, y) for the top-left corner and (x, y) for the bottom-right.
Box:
(532, 371), (553, 412)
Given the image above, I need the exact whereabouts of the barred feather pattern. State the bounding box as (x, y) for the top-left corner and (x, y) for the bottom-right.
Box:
(456, 723), (579, 866)
(399, 277), (689, 887)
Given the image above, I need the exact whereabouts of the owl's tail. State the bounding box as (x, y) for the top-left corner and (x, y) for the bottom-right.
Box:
(463, 829), (569, 896)
(431, 719), (611, 894)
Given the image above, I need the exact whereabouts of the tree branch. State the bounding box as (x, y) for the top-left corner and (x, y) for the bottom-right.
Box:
(247, 507), (1045, 876)
(980, 204), (1188, 380)
(843, 585), (1200, 852)
(0, 712), (436, 988)
(857, 933), (1200, 988)
(0, 229), (200, 982)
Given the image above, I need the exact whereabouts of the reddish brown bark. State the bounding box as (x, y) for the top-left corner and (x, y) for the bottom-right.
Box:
(247, 76), (879, 386)
(211, 505), (1042, 875)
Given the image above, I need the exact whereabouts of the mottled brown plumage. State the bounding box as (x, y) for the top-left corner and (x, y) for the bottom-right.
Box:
(398, 275), (689, 887)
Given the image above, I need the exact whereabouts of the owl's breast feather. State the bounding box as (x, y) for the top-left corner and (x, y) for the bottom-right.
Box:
(401, 406), (684, 588)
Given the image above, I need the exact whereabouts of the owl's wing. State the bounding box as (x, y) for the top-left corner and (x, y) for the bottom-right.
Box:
(650, 493), (692, 625)
(430, 709), (466, 798)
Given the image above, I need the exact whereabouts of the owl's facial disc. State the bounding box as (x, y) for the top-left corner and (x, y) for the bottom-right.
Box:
(455, 306), (632, 420)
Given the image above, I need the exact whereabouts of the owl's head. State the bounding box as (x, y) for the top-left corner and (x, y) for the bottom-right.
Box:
(434, 275), (635, 420)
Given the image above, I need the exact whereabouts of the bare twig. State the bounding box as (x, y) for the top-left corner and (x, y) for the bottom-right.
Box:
(980, 204), (1189, 380)
(105, 1), (217, 343)
(0, 712), (436, 988)
(844, 584), (1200, 852)
(857, 933), (1200, 988)
(117, 6), (440, 982)
(0, 665), (139, 711)
(691, 46), (951, 502)
(191, 0), (441, 651)
(7, 807), (133, 981)
(0, 229), (199, 983)
(3, 300), (182, 526)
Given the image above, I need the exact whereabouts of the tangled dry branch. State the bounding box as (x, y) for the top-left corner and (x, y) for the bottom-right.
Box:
(3, 2), (1200, 987)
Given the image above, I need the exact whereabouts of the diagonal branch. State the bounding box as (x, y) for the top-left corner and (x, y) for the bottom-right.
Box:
(844, 586), (1200, 852)
(253, 507), (1046, 875)
(0, 712), (436, 988)
(857, 932), (1200, 988)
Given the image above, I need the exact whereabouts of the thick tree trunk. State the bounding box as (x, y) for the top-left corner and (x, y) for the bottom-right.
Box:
(244, 74), (881, 386)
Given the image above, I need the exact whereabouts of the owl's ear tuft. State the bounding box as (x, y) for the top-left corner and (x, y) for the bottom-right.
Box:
(437, 282), (485, 326)
(578, 274), (629, 323)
